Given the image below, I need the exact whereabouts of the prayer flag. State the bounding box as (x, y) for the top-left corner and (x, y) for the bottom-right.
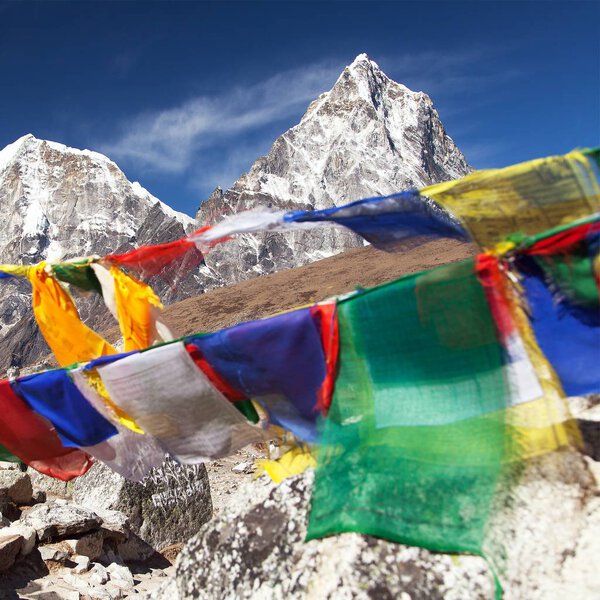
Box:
(0, 380), (92, 481)
(97, 342), (263, 463)
(72, 369), (164, 481)
(27, 263), (116, 366)
(307, 259), (511, 558)
(285, 191), (470, 250)
(11, 370), (118, 448)
(423, 150), (600, 249)
(186, 307), (328, 442)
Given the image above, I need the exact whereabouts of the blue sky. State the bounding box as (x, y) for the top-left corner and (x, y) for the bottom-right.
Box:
(1, 1), (598, 216)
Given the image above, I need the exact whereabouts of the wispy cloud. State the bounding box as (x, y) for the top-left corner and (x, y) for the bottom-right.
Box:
(380, 47), (521, 100)
(100, 60), (342, 176)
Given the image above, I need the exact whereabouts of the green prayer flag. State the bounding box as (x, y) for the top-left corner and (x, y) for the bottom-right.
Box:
(307, 259), (510, 555)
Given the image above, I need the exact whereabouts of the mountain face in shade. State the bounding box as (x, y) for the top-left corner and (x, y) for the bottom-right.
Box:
(0, 134), (195, 372)
(195, 53), (470, 284)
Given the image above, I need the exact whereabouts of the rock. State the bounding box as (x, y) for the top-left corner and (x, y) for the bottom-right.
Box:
(72, 459), (212, 550)
(0, 461), (21, 470)
(167, 471), (494, 599)
(21, 501), (103, 542)
(231, 461), (255, 474)
(39, 544), (69, 562)
(89, 562), (110, 585)
(63, 530), (104, 560)
(486, 448), (600, 599)
(0, 534), (23, 571)
(32, 490), (47, 504)
(62, 572), (123, 599)
(1, 523), (37, 555)
(116, 531), (156, 562)
(0, 470), (33, 504)
(94, 507), (131, 543)
(26, 586), (81, 600)
(106, 563), (135, 589)
(0, 496), (21, 521)
(72, 554), (90, 574)
(27, 467), (71, 500)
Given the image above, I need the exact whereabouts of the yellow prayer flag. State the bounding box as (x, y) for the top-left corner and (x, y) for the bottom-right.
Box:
(422, 151), (600, 249)
(27, 263), (116, 366)
(109, 266), (171, 351)
(257, 446), (316, 483)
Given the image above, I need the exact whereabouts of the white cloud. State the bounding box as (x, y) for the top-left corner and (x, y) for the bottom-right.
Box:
(100, 60), (342, 174)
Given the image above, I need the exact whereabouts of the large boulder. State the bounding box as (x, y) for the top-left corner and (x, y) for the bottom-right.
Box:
(72, 459), (212, 550)
(162, 446), (600, 600)
(167, 471), (494, 600)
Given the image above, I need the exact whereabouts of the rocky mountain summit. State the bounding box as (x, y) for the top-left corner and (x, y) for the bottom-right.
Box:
(196, 53), (471, 284)
(0, 134), (195, 373)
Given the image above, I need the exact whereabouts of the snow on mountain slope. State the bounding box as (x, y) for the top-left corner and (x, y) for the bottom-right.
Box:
(196, 54), (470, 284)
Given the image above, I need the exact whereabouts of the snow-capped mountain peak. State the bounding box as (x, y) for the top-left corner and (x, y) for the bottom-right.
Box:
(195, 53), (471, 285)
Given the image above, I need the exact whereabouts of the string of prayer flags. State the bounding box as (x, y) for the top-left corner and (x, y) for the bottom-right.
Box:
(96, 342), (263, 463)
(27, 263), (117, 366)
(11, 370), (118, 449)
(284, 191), (471, 251)
(422, 150), (600, 249)
(186, 307), (330, 443)
(0, 379), (93, 481)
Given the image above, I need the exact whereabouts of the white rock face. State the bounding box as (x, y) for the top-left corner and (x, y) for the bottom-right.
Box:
(196, 54), (471, 285)
(0, 134), (195, 372)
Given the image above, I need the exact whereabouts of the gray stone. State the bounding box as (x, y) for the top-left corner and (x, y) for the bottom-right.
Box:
(106, 563), (135, 589)
(63, 530), (104, 560)
(26, 586), (81, 600)
(39, 544), (69, 562)
(32, 490), (47, 504)
(0, 469), (32, 504)
(72, 459), (212, 550)
(27, 467), (71, 500)
(2, 523), (36, 555)
(21, 501), (103, 542)
(0, 534), (23, 571)
(116, 531), (155, 562)
(94, 507), (131, 543)
(88, 562), (110, 585)
(72, 554), (90, 574)
(0, 461), (21, 470)
(62, 572), (123, 599)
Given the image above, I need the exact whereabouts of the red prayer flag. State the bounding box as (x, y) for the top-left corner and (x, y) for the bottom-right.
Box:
(310, 303), (340, 414)
(0, 380), (93, 481)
